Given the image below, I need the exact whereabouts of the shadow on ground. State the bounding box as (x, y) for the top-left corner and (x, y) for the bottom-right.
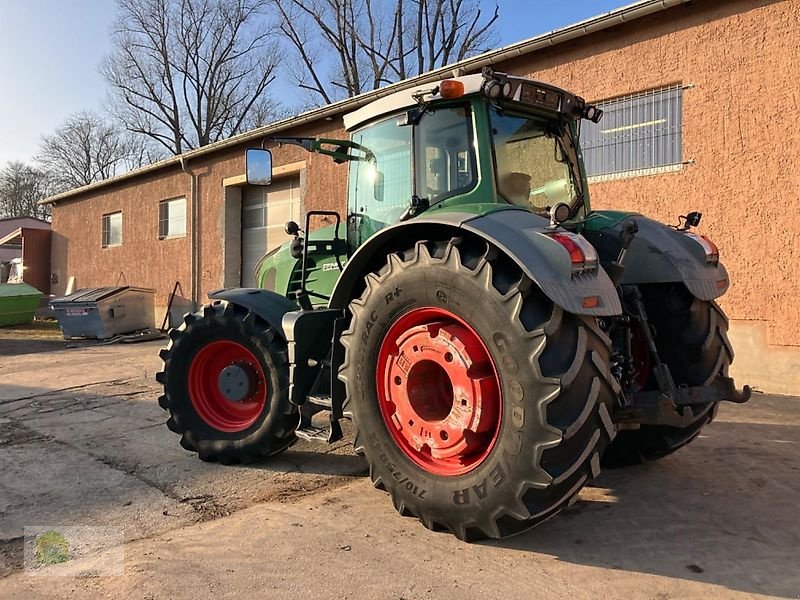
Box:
(1, 380), (798, 596)
(487, 418), (800, 597)
(0, 338), (69, 356)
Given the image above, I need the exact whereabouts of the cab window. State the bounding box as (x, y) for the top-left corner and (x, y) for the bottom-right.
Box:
(415, 105), (477, 202)
(348, 115), (412, 246)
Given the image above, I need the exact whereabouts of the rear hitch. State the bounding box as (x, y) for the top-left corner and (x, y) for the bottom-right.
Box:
(615, 375), (752, 426)
(706, 375), (752, 404)
(613, 284), (751, 427)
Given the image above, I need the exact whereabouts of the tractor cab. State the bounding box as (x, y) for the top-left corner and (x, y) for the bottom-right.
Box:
(342, 69), (600, 242)
(246, 68), (603, 304)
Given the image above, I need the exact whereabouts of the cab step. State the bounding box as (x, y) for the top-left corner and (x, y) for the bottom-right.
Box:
(296, 418), (343, 443)
(307, 394), (332, 408)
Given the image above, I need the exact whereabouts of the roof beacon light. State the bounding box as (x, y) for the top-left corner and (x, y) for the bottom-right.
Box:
(439, 79), (465, 99)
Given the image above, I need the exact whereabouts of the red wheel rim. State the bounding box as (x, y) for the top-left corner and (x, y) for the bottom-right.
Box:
(187, 340), (267, 432)
(376, 307), (502, 476)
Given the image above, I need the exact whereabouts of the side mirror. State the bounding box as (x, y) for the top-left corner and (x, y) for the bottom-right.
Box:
(285, 221), (300, 236)
(246, 148), (273, 186)
(373, 170), (385, 203)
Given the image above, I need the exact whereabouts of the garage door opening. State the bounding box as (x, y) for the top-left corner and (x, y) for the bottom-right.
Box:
(241, 178), (302, 288)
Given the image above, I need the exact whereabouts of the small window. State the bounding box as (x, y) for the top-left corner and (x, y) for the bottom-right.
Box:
(102, 212), (123, 247)
(581, 85), (684, 180)
(159, 197), (187, 239)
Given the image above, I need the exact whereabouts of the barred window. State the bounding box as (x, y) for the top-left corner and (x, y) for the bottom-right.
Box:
(158, 197), (187, 239)
(581, 85), (684, 179)
(102, 212), (122, 247)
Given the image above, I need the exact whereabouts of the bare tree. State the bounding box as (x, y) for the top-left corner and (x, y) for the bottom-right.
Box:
(102, 0), (281, 155)
(274, 0), (498, 104)
(122, 131), (168, 172)
(0, 162), (51, 221)
(38, 111), (130, 192)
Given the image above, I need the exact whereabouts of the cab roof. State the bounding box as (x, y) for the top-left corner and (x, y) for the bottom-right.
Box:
(343, 72), (586, 132)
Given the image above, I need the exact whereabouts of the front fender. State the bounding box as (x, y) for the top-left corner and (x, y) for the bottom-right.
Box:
(329, 207), (622, 316)
(208, 288), (298, 338)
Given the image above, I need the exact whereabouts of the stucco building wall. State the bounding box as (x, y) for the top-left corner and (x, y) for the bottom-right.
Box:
(496, 0), (800, 349)
(48, 0), (798, 391)
(50, 120), (349, 325)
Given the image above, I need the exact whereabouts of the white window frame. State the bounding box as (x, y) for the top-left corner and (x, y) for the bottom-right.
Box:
(158, 197), (187, 239)
(581, 85), (686, 181)
(102, 211), (123, 247)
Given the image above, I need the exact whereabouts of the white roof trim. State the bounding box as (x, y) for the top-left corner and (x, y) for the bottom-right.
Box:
(343, 74), (485, 131)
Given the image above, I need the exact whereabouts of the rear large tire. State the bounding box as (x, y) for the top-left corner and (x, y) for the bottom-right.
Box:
(339, 237), (618, 540)
(157, 301), (297, 464)
(602, 284), (733, 467)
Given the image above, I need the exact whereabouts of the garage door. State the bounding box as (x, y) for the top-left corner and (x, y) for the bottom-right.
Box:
(241, 177), (302, 287)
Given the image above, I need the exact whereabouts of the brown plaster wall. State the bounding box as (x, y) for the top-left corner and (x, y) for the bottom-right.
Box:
(494, 0), (800, 347)
(51, 166), (191, 307)
(50, 0), (799, 352)
(50, 119), (349, 323)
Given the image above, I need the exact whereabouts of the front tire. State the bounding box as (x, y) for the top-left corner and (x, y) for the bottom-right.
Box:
(339, 238), (618, 540)
(157, 301), (298, 464)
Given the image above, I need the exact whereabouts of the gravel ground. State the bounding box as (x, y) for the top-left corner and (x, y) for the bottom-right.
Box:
(0, 330), (797, 599)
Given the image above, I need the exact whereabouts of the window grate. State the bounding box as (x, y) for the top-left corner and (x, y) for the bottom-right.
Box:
(581, 85), (684, 180)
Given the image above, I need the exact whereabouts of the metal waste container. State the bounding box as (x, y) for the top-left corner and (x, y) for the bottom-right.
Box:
(50, 286), (155, 339)
(0, 282), (42, 326)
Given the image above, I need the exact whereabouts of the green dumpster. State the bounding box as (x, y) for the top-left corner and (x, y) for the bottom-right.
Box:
(0, 283), (42, 327)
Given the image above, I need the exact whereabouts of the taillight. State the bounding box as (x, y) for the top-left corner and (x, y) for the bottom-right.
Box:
(685, 233), (719, 265)
(550, 232), (599, 274)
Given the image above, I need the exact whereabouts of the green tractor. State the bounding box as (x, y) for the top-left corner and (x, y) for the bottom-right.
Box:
(157, 68), (750, 540)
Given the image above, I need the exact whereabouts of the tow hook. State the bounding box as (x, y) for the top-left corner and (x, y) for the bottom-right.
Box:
(715, 375), (752, 404)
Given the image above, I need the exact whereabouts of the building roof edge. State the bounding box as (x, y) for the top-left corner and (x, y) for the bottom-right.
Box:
(41, 0), (689, 205)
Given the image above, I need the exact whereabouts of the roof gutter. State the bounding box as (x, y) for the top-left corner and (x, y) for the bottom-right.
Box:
(40, 0), (690, 206)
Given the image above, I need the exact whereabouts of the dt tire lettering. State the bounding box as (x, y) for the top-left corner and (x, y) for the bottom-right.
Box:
(360, 310), (380, 344)
(371, 434), (429, 500)
(452, 470), (508, 505)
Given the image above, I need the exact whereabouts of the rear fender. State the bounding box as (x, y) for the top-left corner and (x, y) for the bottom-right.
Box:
(328, 207), (622, 316)
(582, 215), (729, 301)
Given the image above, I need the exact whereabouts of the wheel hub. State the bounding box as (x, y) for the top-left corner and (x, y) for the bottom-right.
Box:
(217, 363), (257, 402)
(187, 340), (267, 432)
(377, 308), (501, 476)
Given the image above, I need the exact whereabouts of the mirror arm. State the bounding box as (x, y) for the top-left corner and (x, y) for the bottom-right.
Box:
(314, 139), (376, 163)
(265, 136), (375, 164)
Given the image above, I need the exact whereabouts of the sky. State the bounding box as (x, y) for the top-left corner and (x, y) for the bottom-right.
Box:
(0, 0), (632, 166)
